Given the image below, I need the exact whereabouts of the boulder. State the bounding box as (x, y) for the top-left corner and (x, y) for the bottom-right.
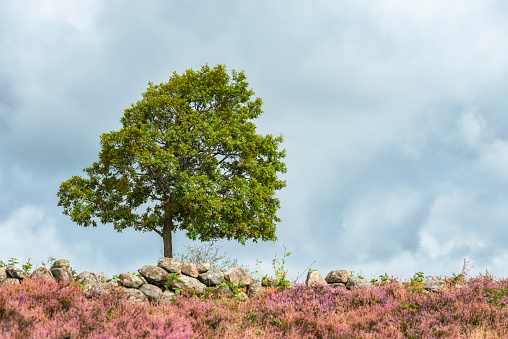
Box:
(6, 265), (28, 280)
(158, 258), (183, 274)
(51, 268), (74, 283)
(75, 271), (99, 294)
(119, 273), (144, 288)
(169, 274), (207, 295)
(248, 282), (264, 297)
(123, 287), (148, 303)
(233, 291), (249, 301)
(30, 267), (55, 281)
(198, 270), (224, 286)
(92, 279), (120, 299)
(51, 259), (70, 270)
(210, 284), (234, 297)
(0, 278), (20, 286)
(138, 265), (169, 287)
(139, 284), (163, 303)
(261, 276), (276, 287)
(325, 270), (348, 284)
(181, 263), (199, 278)
(306, 271), (326, 287)
(346, 276), (373, 290)
(0, 267), (7, 282)
(224, 267), (253, 286)
(196, 263), (210, 273)
(423, 280), (446, 293)
(160, 290), (177, 304)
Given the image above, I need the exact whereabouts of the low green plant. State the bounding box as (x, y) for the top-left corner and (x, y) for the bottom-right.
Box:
(0, 257), (32, 275)
(370, 272), (390, 285)
(484, 287), (507, 309)
(451, 273), (464, 285)
(223, 280), (243, 295)
(41, 255), (56, 268)
(268, 245), (292, 291)
(112, 271), (142, 280)
(0, 258), (19, 268)
(410, 272), (425, 286)
(165, 272), (184, 294)
(349, 270), (365, 280)
(22, 259), (33, 275)
(72, 281), (85, 291)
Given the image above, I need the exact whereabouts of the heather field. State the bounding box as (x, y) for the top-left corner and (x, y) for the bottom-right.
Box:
(1, 268), (508, 338)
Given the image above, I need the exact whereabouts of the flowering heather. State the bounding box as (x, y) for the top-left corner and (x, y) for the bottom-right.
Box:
(1, 272), (508, 338)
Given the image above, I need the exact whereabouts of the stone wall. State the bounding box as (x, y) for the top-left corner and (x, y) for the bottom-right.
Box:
(0, 258), (455, 304)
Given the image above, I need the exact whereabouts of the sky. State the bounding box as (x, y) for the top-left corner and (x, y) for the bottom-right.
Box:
(2, 0), (508, 284)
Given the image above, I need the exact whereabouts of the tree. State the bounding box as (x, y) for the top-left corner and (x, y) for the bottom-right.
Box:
(57, 64), (286, 258)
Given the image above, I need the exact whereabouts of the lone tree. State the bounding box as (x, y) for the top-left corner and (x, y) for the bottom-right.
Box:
(57, 64), (286, 258)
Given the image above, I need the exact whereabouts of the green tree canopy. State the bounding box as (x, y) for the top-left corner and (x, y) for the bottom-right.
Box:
(57, 64), (286, 258)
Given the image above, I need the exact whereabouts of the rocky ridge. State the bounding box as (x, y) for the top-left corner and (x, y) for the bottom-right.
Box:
(0, 259), (460, 304)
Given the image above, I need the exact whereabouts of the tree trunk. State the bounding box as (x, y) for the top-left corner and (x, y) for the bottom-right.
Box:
(163, 215), (173, 258)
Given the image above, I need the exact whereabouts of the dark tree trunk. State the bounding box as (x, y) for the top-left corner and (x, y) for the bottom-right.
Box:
(163, 215), (173, 258)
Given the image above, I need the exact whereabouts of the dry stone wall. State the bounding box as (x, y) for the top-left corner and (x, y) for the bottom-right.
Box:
(0, 258), (455, 304)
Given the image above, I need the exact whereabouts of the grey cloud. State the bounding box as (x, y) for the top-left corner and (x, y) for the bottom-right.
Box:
(0, 79), (15, 134)
(2, 0), (508, 282)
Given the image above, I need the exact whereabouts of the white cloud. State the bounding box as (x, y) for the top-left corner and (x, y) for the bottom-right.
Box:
(0, 206), (63, 266)
(459, 110), (488, 148)
(477, 139), (508, 182)
(6, 0), (102, 32)
(419, 192), (486, 258)
(340, 186), (425, 258)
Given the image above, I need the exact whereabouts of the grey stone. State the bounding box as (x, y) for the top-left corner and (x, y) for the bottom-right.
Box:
(30, 267), (55, 281)
(305, 271), (326, 287)
(325, 270), (349, 284)
(138, 265), (170, 287)
(123, 287), (148, 303)
(196, 263), (210, 273)
(169, 274), (207, 295)
(346, 276), (373, 290)
(0, 267), (7, 282)
(181, 263), (199, 278)
(50, 268), (74, 283)
(158, 258), (183, 274)
(248, 282), (264, 297)
(224, 267), (253, 287)
(261, 276), (276, 287)
(0, 278), (20, 286)
(233, 291), (249, 301)
(92, 280), (121, 299)
(423, 280), (446, 293)
(198, 270), (224, 286)
(160, 290), (177, 303)
(210, 284), (234, 297)
(75, 271), (99, 294)
(50, 259), (70, 270)
(119, 273), (145, 288)
(139, 283), (163, 303)
(6, 265), (28, 280)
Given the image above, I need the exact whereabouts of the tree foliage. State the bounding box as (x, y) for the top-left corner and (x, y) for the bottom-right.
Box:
(57, 64), (286, 257)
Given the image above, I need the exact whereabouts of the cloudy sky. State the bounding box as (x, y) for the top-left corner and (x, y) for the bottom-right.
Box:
(2, 0), (508, 284)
